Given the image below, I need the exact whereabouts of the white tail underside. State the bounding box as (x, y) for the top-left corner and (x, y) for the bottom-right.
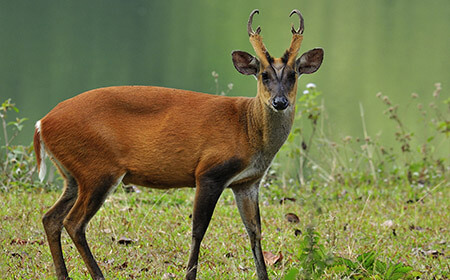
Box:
(35, 120), (47, 182)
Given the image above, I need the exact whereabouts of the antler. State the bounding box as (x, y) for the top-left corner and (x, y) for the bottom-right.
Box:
(247, 9), (261, 36)
(289, 9), (304, 34)
(247, 9), (272, 67)
(283, 9), (305, 66)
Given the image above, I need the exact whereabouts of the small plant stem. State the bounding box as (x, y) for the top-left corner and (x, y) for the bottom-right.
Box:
(1, 118), (8, 147)
(359, 103), (377, 184)
(136, 189), (170, 233)
(1, 116), (9, 172)
(8, 131), (19, 145)
(350, 192), (372, 253)
(299, 131), (314, 185)
(320, 99), (325, 133)
(299, 153), (305, 185)
(299, 151), (331, 182)
(215, 79), (219, 95)
(299, 115), (319, 185)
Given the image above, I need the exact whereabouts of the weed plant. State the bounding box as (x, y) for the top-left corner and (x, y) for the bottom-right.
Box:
(0, 99), (38, 191)
(280, 82), (448, 188)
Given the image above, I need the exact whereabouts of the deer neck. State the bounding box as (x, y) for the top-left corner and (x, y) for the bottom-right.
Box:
(247, 94), (296, 155)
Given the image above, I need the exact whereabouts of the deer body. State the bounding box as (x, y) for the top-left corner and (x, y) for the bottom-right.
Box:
(38, 85), (291, 189)
(35, 9), (323, 280)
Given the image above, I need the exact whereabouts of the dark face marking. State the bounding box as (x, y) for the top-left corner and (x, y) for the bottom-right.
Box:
(281, 50), (290, 64)
(265, 53), (274, 65)
(260, 64), (297, 111)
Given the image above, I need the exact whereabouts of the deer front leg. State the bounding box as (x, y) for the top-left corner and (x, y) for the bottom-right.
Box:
(185, 182), (224, 280)
(186, 158), (243, 280)
(232, 182), (269, 280)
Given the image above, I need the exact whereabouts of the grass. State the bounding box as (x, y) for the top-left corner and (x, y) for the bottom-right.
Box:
(1, 82), (448, 279)
(1, 178), (448, 279)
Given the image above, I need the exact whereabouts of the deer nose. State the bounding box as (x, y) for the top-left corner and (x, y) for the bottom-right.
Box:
(272, 96), (289, 111)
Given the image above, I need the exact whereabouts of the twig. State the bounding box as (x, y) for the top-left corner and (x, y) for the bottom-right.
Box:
(1, 116), (9, 172)
(359, 103), (377, 184)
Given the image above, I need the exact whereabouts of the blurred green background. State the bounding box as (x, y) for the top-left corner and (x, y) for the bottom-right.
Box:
(1, 0), (449, 145)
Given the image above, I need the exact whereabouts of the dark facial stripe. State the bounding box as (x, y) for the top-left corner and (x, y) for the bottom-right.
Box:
(265, 52), (274, 65)
(281, 51), (290, 64)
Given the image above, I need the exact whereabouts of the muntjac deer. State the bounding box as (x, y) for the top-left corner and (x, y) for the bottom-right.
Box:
(34, 9), (323, 280)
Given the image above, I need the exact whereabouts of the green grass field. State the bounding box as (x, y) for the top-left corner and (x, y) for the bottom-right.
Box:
(1, 179), (448, 279)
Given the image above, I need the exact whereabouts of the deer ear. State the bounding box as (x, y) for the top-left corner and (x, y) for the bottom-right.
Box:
(296, 48), (324, 75)
(232, 51), (260, 75)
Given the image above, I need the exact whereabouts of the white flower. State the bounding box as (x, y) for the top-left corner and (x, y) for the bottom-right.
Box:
(306, 83), (316, 89)
(303, 90), (309, 95)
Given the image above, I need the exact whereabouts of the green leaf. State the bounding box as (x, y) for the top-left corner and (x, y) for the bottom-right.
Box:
(407, 271), (423, 278)
(357, 251), (376, 270)
(385, 263), (413, 280)
(338, 257), (358, 271)
(293, 128), (302, 135)
(374, 259), (387, 274)
(284, 268), (299, 280)
(327, 264), (348, 274)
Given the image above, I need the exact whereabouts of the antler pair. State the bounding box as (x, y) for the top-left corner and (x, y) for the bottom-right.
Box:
(247, 9), (304, 67)
(247, 9), (304, 36)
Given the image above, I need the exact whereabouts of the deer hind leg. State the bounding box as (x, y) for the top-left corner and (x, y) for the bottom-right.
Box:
(63, 173), (124, 280)
(43, 174), (78, 280)
(232, 182), (268, 280)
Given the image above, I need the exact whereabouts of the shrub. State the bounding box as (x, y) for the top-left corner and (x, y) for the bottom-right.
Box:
(0, 99), (48, 190)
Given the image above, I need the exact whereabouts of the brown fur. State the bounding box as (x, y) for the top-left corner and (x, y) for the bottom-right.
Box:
(249, 34), (273, 67)
(285, 34), (303, 65)
(39, 86), (259, 189)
